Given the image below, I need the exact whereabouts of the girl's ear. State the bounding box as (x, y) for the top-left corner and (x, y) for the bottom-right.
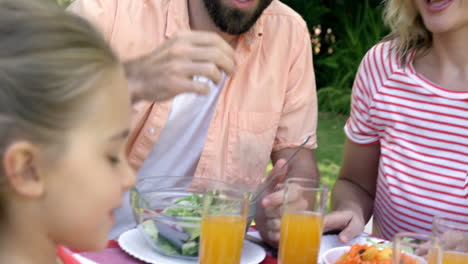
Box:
(2, 141), (45, 198)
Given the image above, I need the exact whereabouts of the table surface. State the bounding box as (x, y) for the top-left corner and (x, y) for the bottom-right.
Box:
(77, 232), (376, 264)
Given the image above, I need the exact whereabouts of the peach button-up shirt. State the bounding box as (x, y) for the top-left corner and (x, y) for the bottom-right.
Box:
(69, 0), (318, 187)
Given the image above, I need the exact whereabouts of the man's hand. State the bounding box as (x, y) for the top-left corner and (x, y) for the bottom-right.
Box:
(255, 159), (289, 246)
(255, 160), (310, 246)
(254, 148), (318, 247)
(124, 31), (236, 103)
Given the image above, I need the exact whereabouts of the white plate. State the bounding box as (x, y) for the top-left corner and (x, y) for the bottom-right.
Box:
(118, 228), (266, 264)
(320, 246), (351, 264)
(320, 245), (427, 264)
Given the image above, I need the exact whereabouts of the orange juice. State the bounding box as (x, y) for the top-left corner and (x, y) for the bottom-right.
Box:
(442, 251), (468, 264)
(427, 249), (440, 264)
(199, 215), (246, 264)
(279, 212), (323, 264)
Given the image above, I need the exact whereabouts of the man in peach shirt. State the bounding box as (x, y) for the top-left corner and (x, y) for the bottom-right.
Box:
(69, 0), (318, 245)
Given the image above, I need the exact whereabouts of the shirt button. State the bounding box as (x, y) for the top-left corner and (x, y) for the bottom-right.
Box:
(148, 128), (156, 135)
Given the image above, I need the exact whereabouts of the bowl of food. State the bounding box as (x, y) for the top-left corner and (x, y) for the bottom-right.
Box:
(321, 243), (425, 264)
(130, 176), (256, 260)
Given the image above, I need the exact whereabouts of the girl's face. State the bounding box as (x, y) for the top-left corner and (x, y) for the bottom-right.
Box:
(414, 0), (468, 34)
(40, 67), (135, 251)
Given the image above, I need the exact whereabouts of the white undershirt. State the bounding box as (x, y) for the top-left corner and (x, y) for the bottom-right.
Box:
(109, 74), (226, 239)
(138, 73), (226, 177)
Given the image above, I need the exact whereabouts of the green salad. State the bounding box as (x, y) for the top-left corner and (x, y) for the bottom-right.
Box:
(140, 194), (203, 257)
(139, 192), (244, 257)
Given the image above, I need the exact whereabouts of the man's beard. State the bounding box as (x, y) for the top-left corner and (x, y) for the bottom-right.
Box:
(202, 0), (273, 35)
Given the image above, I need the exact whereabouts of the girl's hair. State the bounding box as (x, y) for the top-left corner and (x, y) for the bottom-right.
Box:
(383, 0), (432, 66)
(0, 0), (118, 220)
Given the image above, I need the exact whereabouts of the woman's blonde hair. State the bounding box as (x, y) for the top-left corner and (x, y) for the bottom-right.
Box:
(383, 0), (432, 66)
(0, 0), (118, 220)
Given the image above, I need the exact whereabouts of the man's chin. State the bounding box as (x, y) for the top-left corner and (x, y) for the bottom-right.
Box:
(217, 10), (259, 34)
(204, 0), (271, 35)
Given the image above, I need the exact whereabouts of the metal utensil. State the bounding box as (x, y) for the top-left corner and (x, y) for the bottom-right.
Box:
(250, 135), (311, 205)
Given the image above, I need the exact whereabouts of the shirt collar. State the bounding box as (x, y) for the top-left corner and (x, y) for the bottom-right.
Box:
(165, 0), (190, 38)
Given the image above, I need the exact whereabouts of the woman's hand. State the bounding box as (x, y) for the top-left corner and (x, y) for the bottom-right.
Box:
(323, 209), (366, 244)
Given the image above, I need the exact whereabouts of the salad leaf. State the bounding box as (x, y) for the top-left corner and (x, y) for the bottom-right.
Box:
(140, 220), (179, 255)
(141, 220), (159, 242)
(182, 241), (199, 256)
(365, 237), (415, 254)
(163, 194), (202, 217)
(366, 237), (393, 249)
(163, 194), (202, 243)
(156, 235), (179, 255)
(142, 194), (203, 257)
(155, 219), (189, 248)
(176, 194), (202, 206)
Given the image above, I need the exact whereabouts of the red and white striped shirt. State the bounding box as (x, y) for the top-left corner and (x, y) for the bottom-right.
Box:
(345, 40), (468, 240)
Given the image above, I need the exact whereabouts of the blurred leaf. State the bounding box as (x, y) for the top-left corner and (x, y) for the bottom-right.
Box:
(55, 0), (73, 7)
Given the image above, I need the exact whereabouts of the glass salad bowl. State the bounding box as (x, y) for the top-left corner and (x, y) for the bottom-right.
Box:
(130, 176), (256, 260)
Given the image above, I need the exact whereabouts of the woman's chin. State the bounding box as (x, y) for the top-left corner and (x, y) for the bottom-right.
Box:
(424, 20), (461, 35)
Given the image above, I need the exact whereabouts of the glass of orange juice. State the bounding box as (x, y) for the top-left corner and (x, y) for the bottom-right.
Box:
(393, 232), (441, 264)
(278, 178), (327, 264)
(199, 187), (249, 264)
(433, 215), (468, 264)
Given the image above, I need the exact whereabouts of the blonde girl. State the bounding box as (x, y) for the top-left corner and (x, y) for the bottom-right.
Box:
(0, 0), (135, 263)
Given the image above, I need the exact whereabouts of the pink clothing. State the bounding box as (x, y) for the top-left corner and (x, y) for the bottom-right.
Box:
(69, 0), (317, 186)
(57, 246), (82, 264)
(346, 40), (468, 240)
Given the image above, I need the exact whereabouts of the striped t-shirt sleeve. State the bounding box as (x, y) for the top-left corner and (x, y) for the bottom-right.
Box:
(344, 46), (381, 144)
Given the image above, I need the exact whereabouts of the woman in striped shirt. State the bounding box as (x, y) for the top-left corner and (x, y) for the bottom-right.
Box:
(324, 0), (468, 242)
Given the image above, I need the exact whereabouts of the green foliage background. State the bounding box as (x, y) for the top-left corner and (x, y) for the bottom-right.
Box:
(282, 0), (388, 114)
(55, 0), (73, 6)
